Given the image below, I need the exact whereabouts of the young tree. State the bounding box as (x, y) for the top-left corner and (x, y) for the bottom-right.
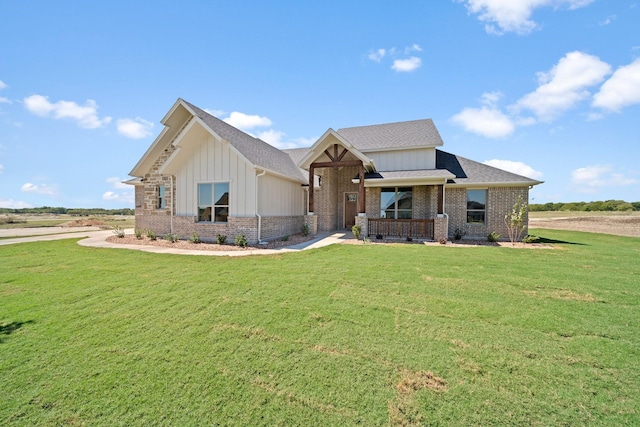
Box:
(504, 195), (527, 244)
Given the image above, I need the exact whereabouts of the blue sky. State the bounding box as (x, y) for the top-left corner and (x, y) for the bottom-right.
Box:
(1, 0), (639, 208)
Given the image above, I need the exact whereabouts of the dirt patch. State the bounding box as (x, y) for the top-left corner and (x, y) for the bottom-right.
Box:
(395, 370), (447, 394)
(530, 215), (640, 237)
(59, 219), (108, 228)
(106, 232), (316, 251)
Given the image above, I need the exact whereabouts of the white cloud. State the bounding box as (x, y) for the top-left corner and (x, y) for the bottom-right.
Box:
(405, 44), (422, 54)
(0, 164), (3, 173)
(368, 48), (386, 62)
(106, 177), (129, 189)
(21, 182), (56, 195)
(0, 80), (6, 90)
(223, 111), (272, 130)
(592, 58), (640, 112)
(599, 15), (616, 26)
(513, 51), (611, 121)
(571, 164), (638, 192)
(391, 56), (422, 72)
(483, 159), (544, 179)
(458, 0), (595, 35)
(204, 108), (226, 117)
(0, 198), (34, 209)
(116, 117), (154, 139)
(23, 95), (112, 129)
(102, 191), (134, 204)
(256, 129), (316, 149)
(451, 106), (515, 138)
(0, 97), (11, 104)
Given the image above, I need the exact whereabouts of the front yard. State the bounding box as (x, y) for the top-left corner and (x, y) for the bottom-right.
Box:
(1, 228), (638, 425)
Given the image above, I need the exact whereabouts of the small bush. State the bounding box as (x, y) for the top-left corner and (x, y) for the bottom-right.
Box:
(301, 223), (310, 236)
(352, 225), (362, 240)
(487, 232), (500, 242)
(281, 235), (289, 242)
(234, 234), (247, 248)
(454, 228), (465, 241)
(189, 232), (201, 244)
(216, 234), (227, 245)
(164, 233), (178, 243)
(134, 228), (143, 239)
(146, 229), (157, 241)
(522, 235), (540, 244)
(112, 225), (125, 238)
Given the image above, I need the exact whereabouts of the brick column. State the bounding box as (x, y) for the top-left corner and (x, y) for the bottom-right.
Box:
(434, 215), (448, 242)
(355, 214), (367, 240)
(304, 213), (318, 235)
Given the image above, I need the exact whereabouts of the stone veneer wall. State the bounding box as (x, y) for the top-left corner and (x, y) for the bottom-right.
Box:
(135, 144), (177, 235)
(446, 186), (530, 240)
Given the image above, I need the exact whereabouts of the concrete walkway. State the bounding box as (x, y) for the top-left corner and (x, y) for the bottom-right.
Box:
(1, 227), (354, 256)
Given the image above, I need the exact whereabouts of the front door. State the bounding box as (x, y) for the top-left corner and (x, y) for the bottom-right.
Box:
(344, 193), (358, 228)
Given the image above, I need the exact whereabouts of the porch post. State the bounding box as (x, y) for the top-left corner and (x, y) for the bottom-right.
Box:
(358, 163), (366, 213)
(308, 165), (315, 213)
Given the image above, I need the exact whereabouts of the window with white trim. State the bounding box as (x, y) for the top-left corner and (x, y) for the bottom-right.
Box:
(157, 185), (166, 209)
(198, 182), (229, 222)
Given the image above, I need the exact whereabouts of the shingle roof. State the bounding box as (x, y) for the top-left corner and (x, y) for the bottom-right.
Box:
(182, 100), (305, 182)
(336, 119), (444, 151)
(436, 150), (542, 185)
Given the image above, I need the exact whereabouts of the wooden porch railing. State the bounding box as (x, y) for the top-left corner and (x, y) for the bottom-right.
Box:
(367, 219), (435, 240)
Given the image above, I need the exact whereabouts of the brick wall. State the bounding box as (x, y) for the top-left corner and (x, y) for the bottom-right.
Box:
(314, 166), (360, 231)
(446, 186), (530, 240)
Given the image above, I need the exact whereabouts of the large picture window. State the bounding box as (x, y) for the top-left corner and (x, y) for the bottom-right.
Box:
(198, 182), (229, 222)
(467, 189), (486, 224)
(380, 187), (412, 219)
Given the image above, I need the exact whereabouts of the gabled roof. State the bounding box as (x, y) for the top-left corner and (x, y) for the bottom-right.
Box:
(130, 99), (304, 183)
(436, 150), (543, 186)
(296, 128), (375, 171)
(181, 100), (305, 182)
(336, 119), (443, 151)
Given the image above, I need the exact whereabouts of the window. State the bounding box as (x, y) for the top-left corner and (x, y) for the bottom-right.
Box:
(157, 185), (166, 209)
(467, 189), (486, 224)
(380, 187), (412, 219)
(198, 182), (229, 222)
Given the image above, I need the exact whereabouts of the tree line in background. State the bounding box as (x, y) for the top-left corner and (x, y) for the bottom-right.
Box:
(530, 200), (640, 212)
(0, 207), (134, 216)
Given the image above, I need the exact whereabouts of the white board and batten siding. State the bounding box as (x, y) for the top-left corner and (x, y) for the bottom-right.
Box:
(176, 135), (257, 217)
(258, 174), (305, 216)
(367, 147), (436, 171)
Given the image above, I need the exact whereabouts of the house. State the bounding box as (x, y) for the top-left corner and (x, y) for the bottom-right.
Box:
(127, 99), (542, 244)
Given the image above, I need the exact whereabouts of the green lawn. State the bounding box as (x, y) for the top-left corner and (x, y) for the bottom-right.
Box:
(1, 229), (639, 426)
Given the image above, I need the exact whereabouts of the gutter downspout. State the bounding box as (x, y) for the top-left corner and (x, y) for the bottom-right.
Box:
(170, 175), (174, 234)
(256, 169), (267, 244)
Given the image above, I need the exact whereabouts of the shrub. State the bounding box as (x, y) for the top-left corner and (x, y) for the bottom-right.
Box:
(454, 228), (465, 241)
(281, 235), (289, 242)
(134, 228), (143, 239)
(352, 225), (362, 240)
(301, 223), (310, 236)
(522, 235), (540, 244)
(505, 195), (527, 244)
(189, 232), (201, 244)
(234, 234), (247, 248)
(112, 225), (125, 238)
(216, 234), (227, 245)
(487, 232), (500, 242)
(146, 229), (157, 241)
(164, 233), (178, 243)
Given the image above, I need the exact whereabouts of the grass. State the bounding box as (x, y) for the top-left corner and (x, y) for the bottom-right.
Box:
(1, 228), (639, 425)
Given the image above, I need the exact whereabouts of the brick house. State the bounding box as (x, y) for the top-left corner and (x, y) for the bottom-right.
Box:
(127, 99), (542, 243)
